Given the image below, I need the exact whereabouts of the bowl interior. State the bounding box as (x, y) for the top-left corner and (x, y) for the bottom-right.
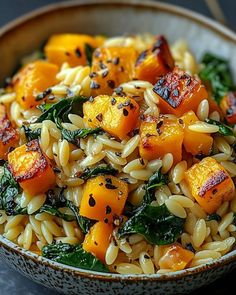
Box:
(0, 0), (235, 82)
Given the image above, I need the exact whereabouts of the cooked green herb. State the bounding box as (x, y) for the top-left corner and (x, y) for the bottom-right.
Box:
(0, 164), (26, 215)
(85, 43), (95, 66)
(205, 118), (233, 136)
(117, 204), (184, 245)
(22, 125), (41, 141)
(206, 213), (222, 222)
(42, 242), (109, 272)
(39, 204), (75, 222)
(79, 164), (118, 180)
(199, 53), (235, 104)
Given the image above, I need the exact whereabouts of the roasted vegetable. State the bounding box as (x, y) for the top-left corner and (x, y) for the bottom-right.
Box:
(220, 92), (236, 124)
(80, 175), (128, 223)
(83, 221), (113, 262)
(153, 67), (208, 116)
(7, 140), (56, 196)
(80, 175), (128, 222)
(0, 164), (26, 215)
(205, 118), (233, 136)
(184, 157), (235, 214)
(79, 164), (118, 180)
(14, 60), (58, 109)
(44, 34), (101, 67)
(139, 115), (184, 163)
(181, 111), (213, 156)
(0, 104), (19, 159)
(199, 53), (235, 104)
(42, 242), (109, 272)
(83, 95), (139, 139)
(117, 204), (184, 245)
(158, 244), (194, 271)
(90, 47), (137, 96)
(135, 35), (174, 84)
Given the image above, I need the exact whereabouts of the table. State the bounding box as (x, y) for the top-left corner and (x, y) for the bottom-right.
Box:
(0, 1), (235, 294)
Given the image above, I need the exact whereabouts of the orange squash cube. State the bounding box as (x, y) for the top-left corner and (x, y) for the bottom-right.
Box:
(139, 115), (184, 163)
(159, 244), (194, 271)
(44, 34), (102, 67)
(153, 67), (208, 116)
(90, 46), (137, 96)
(80, 175), (128, 223)
(83, 221), (113, 262)
(0, 104), (19, 160)
(14, 60), (59, 109)
(184, 157), (235, 214)
(135, 35), (174, 84)
(220, 92), (236, 124)
(181, 111), (213, 156)
(8, 139), (56, 196)
(83, 95), (139, 139)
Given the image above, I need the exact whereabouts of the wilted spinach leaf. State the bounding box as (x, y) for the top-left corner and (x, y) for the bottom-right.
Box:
(85, 43), (95, 66)
(205, 118), (233, 136)
(199, 53), (235, 104)
(0, 165), (26, 215)
(79, 164), (118, 180)
(42, 242), (108, 272)
(117, 204), (184, 245)
(22, 125), (41, 141)
(206, 213), (222, 222)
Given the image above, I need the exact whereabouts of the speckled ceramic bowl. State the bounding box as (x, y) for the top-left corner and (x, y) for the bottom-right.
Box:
(0, 1), (236, 294)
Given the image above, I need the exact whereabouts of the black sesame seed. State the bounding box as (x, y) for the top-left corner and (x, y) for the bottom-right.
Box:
(89, 72), (98, 78)
(107, 79), (115, 89)
(88, 194), (96, 207)
(111, 97), (117, 105)
(144, 254), (150, 259)
(99, 61), (107, 70)
(113, 57), (120, 65)
(96, 113), (103, 122)
(94, 241), (98, 246)
(104, 218), (109, 223)
(90, 81), (100, 89)
(53, 167), (61, 174)
(65, 51), (71, 56)
(75, 48), (82, 58)
(105, 183), (118, 190)
(105, 205), (112, 214)
(123, 109), (129, 116)
(178, 118), (184, 124)
(102, 69), (109, 78)
(105, 177), (112, 184)
(99, 182), (104, 186)
(89, 96), (95, 102)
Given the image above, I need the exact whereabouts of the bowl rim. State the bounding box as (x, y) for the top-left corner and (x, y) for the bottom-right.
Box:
(0, 0), (236, 282)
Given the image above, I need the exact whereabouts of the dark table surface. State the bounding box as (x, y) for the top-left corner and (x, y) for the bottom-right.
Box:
(0, 1), (235, 294)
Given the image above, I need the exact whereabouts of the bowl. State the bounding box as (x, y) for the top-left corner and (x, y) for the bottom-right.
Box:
(0, 1), (236, 294)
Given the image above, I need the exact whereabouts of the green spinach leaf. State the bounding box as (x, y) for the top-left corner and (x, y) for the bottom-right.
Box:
(22, 125), (41, 141)
(79, 164), (118, 180)
(85, 43), (95, 66)
(199, 53), (235, 103)
(0, 164), (26, 215)
(206, 213), (221, 222)
(205, 118), (233, 136)
(117, 204), (184, 245)
(42, 242), (109, 272)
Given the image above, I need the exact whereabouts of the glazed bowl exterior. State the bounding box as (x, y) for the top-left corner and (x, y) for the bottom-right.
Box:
(0, 1), (236, 294)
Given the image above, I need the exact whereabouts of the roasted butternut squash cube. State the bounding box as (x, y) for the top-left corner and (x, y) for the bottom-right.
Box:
(14, 60), (58, 109)
(135, 35), (174, 84)
(44, 34), (102, 67)
(184, 157), (235, 214)
(90, 46), (137, 96)
(220, 92), (236, 124)
(181, 111), (213, 156)
(80, 175), (128, 223)
(83, 221), (113, 262)
(139, 115), (184, 163)
(8, 139), (56, 196)
(153, 67), (208, 116)
(83, 95), (139, 139)
(0, 104), (19, 160)
(159, 244), (194, 271)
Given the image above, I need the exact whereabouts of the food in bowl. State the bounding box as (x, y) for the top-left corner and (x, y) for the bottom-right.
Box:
(0, 33), (235, 275)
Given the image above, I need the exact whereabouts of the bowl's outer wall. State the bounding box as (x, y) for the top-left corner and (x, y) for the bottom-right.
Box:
(1, 240), (236, 295)
(0, 1), (236, 294)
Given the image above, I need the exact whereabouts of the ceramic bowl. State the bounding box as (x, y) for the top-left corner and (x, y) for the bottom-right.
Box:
(0, 1), (236, 294)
